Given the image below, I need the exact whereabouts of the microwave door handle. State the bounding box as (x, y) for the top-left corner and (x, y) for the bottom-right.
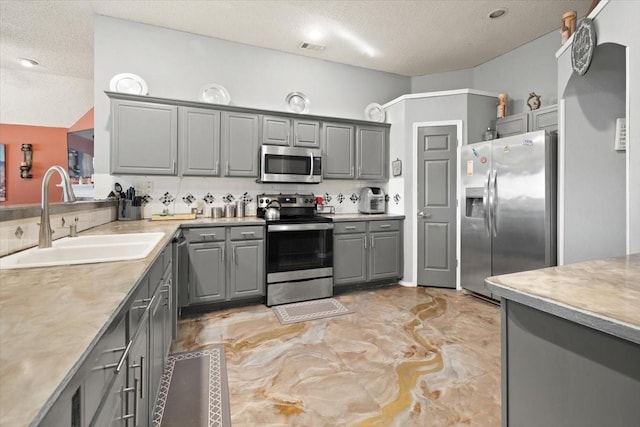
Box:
(309, 152), (314, 178)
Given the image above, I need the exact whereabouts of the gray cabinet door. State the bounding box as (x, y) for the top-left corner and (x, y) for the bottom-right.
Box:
(293, 120), (320, 148)
(111, 100), (178, 175)
(187, 242), (226, 304)
(369, 231), (401, 281)
(496, 113), (528, 138)
(530, 105), (558, 132)
(334, 233), (367, 285)
(229, 240), (264, 299)
(179, 107), (221, 176)
(91, 366), (127, 427)
(356, 126), (387, 180)
(222, 112), (259, 177)
(323, 122), (355, 179)
(149, 280), (171, 408)
(262, 115), (290, 146)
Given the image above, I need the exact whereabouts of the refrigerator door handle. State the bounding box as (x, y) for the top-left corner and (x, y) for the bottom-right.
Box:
(483, 170), (491, 236)
(491, 170), (498, 237)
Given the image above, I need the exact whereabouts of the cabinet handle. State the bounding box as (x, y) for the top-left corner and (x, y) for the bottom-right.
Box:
(344, 226), (356, 230)
(215, 161), (219, 175)
(131, 298), (152, 310)
(226, 161), (230, 175)
(379, 224), (391, 229)
(371, 235), (375, 248)
(172, 160), (176, 173)
(364, 236), (367, 249)
(130, 355), (145, 399)
(241, 231), (255, 237)
(350, 165), (354, 177)
(102, 340), (132, 371)
(122, 377), (138, 426)
(200, 233), (216, 240)
(358, 166), (362, 178)
(232, 247), (236, 265)
(221, 247), (225, 263)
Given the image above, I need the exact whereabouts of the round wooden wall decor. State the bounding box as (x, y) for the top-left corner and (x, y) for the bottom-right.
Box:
(572, 18), (597, 76)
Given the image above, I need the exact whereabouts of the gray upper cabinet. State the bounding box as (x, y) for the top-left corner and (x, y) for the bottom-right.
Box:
(323, 122), (355, 179)
(356, 126), (387, 180)
(111, 99), (178, 175)
(496, 104), (558, 138)
(262, 115), (290, 146)
(496, 112), (529, 139)
(179, 107), (221, 176)
(222, 111), (260, 177)
(530, 104), (558, 132)
(262, 115), (320, 148)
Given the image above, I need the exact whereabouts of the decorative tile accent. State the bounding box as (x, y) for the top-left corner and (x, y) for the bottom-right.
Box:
(323, 193), (332, 203)
(182, 193), (196, 205)
(160, 192), (175, 206)
(222, 193), (235, 204)
(141, 194), (152, 205)
(203, 193), (215, 204)
(349, 193), (359, 203)
(240, 192), (253, 203)
(336, 193), (345, 204)
(394, 193), (401, 204)
(14, 226), (24, 239)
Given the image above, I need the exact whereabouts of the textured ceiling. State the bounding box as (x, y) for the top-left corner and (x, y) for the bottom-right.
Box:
(1, 0), (593, 79)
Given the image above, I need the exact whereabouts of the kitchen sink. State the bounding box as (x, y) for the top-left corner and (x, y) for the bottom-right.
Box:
(0, 232), (165, 270)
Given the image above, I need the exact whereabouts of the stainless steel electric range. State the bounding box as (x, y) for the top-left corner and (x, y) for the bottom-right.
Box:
(257, 193), (333, 306)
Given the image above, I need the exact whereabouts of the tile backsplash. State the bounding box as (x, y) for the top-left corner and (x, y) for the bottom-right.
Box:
(93, 175), (400, 218)
(0, 206), (117, 257)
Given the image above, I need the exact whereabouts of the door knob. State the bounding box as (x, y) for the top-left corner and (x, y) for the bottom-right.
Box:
(418, 212), (432, 218)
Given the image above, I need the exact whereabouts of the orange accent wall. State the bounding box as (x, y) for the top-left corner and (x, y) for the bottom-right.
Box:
(0, 124), (68, 205)
(68, 107), (94, 132)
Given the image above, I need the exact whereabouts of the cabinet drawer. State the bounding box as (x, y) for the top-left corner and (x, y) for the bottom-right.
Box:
(129, 276), (150, 334)
(229, 226), (264, 240)
(369, 220), (400, 232)
(186, 227), (225, 242)
(334, 222), (367, 234)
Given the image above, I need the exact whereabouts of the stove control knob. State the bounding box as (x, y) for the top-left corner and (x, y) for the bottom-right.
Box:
(264, 198), (269, 205)
(259, 198), (264, 204)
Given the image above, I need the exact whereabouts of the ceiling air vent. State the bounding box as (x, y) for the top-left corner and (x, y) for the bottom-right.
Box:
(299, 42), (326, 52)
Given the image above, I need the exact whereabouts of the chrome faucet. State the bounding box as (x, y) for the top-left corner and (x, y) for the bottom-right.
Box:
(39, 166), (77, 248)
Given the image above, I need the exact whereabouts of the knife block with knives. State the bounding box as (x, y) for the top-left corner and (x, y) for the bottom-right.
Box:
(118, 185), (143, 220)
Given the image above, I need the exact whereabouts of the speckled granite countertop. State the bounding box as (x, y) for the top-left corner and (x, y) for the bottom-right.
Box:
(485, 254), (640, 345)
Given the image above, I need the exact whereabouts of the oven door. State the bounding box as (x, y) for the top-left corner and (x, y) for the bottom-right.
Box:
(260, 145), (322, 183)
(266, 222), (333, 283)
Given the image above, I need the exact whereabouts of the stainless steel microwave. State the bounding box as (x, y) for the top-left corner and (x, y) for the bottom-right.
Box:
(259, 145), (322, 184)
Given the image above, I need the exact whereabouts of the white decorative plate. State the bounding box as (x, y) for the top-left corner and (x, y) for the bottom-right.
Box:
(286, 92), (309, 114)
(109, 73), (148, 95)
(365, 103), (386, 122)
(199, 83), (231, 105)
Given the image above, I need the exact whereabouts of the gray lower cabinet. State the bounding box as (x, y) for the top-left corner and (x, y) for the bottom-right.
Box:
(261, 115), (321, 148)
(222, 111), (260, 177)
(334, 220), (402, 288)
(356, 126), (387, 180)
(495, 104), (557, 138)
(185, 226), (265, 306)
(38, 245), (174, 427)
(179, 107), (221, 176)
(111, 99), (178, 175)
(323, 122), (355, 179)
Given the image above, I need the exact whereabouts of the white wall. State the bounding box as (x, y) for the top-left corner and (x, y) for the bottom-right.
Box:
(93, 16), (410, 215)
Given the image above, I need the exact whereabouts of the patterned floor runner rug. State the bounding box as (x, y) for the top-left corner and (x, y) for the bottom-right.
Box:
(272, 298), (353, 325)
(153, 345), (231, 427)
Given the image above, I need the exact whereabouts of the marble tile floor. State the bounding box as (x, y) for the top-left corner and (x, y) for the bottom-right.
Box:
(172, 286), (501, 426)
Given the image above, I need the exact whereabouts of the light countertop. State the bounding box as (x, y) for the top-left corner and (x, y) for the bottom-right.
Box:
(320, 213), (405, 221)
(485, 253), (640, 345)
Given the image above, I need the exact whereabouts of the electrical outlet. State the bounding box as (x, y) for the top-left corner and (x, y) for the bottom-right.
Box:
(142, 180), (154, 194)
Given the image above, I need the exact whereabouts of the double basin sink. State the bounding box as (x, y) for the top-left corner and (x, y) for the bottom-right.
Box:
(0, 232), (165, 270)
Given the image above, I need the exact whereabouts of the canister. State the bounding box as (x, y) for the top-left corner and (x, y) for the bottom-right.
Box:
(211, 207), (223, 218)
(236, 201), (245, 217)
(224, 204), (235, 218)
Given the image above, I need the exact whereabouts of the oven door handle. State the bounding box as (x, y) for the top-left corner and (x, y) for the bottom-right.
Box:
(268, 223), (334, 232)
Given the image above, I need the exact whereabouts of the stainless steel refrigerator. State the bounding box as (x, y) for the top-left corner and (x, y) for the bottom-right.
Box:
(461, 130), (556, 299)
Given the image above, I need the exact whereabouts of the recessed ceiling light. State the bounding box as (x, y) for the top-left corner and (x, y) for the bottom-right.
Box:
(489, 8), (507, 19)
(307, 29), (323, 41)
(19, 58), (39, 68)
